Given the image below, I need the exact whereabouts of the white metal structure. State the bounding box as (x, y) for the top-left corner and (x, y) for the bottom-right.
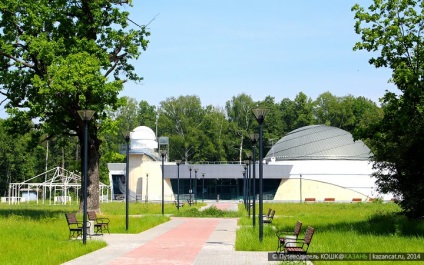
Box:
(5, 167), (110, 205)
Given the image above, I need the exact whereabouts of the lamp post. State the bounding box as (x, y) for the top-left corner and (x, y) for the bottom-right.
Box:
(160, 150), (167, 215)
(250, 133), (259, 227)
(244, 159), (251, 217)
(252, 107), (270, 242)
(123, 131), (130, 231)
(242, 169), (246, 207)
(175, 160), (182, 210)
(243, 165), (247, 209)
(202, 173), (205, 202)
(189, 166), (192, 204)
(145, 173), (149, 203)
(194, 168), (198, 204)
(77, 109), (95, 245)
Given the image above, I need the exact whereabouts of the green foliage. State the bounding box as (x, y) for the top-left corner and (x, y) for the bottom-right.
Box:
(173, 205), (241, 218)
(0, 0), (150, 210)
(352, 0), (424, 218)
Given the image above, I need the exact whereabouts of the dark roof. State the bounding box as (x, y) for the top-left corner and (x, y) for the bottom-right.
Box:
(265, 125), (372, 161)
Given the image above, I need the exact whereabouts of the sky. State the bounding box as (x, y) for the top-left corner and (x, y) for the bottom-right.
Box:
(120, 0), (397, 109)
(0, 0), (397, 118)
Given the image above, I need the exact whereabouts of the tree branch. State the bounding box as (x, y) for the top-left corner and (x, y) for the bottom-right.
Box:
(0, 51), (35, 68)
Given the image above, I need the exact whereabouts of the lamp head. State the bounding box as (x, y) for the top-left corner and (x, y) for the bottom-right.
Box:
(245, 150), (252, 160)
(78, 110), (95, 121)
(175, 160), (182, 166)
(250, 133), (259, 145)
(124, 132), (130, 142)
(160, 149), (167, 157)
(252, 108), (270, 125)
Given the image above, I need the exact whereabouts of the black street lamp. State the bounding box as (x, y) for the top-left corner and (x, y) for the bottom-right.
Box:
(175, 160), (182, 210)
(123, 131), (130, 231)
(160, 150), (167, 215)
(202, 173), (205, 202)
(244, 159), (251, 217)
(250, 133), (259, 227)
(145, 173), (149, 203)
(194, 168), (198, 204)
(252, 107), (270, 242)
(189, 166), (192, 204)
(243, 165), (247, 208)
(77, 109), (95, 244)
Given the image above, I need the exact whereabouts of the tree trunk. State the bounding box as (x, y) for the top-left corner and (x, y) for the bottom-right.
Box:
(79, 133), (101, 213)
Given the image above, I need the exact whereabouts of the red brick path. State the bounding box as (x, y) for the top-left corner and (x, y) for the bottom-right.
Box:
(108, 218), (220, 265)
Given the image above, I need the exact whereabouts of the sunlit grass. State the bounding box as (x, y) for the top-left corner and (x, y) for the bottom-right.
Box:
(236, 202), (424, 265)
(0, 202), (173, 265)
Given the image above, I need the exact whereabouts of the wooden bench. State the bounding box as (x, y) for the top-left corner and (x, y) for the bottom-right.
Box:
(263, 208), (272, 218)
(352, 198), (362, 202)
(87, 211), (110, 234)
(263, 209), (275, 224)
(304, 198), (316, 202)
(276, 221), (302, 254)
(284, 226), (315, 256)
(174, 200), (184, 208)
(65, 213), (90, 240)
(324, 198), (335, 202)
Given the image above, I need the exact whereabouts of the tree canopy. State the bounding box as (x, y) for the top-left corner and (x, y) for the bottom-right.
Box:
(0, 0), (150, 211)
(353, 0), (424, 218)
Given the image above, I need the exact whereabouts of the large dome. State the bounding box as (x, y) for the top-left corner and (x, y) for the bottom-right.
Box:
(266, 125), (372, 161)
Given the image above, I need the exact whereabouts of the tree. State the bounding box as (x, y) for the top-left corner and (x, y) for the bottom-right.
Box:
(353, 0), (424, 218)
(158, 95), (205, 162)
(279, 98), (297, 133)
(256, 96), (284, 157)
(225, 94), (255, 163)
(293, 92), (315, 129)
(137, 100), (158, 130)
(0, 1), (150, 211)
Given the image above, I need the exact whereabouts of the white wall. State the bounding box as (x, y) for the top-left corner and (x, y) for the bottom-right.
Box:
(270, 160), (392, 201)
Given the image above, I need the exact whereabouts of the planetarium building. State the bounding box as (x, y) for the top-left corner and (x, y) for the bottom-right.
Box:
(108, 124), (390, 202)
(266, 125), (387, 202)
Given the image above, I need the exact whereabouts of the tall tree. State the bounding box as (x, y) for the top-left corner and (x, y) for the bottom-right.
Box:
(293, 92), (315, 129)
(314, 92), (340, 126)
(158, 95), (205, 162)
(256, 96), (284, 157)
(137, 100), (158, 131)
(225, 94), (255, 164)
(0, 0), (149, 211)
(353, 0), (424, 218)
(279, 98), (297, 133)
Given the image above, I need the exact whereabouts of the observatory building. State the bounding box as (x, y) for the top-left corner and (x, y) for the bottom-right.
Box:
(107, 125), (390, 202)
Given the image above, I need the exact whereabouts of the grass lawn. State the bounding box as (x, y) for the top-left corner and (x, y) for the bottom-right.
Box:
(0, 201), (187, 265)
(236, 202), (424, 264)
(2, 201), (423, 265)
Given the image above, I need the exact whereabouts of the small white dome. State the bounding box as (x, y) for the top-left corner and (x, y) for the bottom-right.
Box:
(130, 126), (157, 150)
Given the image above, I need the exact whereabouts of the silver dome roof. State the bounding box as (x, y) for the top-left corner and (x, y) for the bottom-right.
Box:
(266, 125), (372, 161)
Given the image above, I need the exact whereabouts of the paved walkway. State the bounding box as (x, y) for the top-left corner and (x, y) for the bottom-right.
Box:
(63, 202), (282, 265)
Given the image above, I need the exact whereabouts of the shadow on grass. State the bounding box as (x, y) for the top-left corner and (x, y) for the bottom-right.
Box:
(0, 208), (72, 220)
(316, 212), (424, 237)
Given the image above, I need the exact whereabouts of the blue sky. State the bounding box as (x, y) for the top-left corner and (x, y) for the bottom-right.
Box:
(121, 0), (396, 108)
(0, 1), (396, 118)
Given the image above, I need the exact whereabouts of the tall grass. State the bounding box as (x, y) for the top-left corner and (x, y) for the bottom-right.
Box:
(236, 203), (424, 265)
